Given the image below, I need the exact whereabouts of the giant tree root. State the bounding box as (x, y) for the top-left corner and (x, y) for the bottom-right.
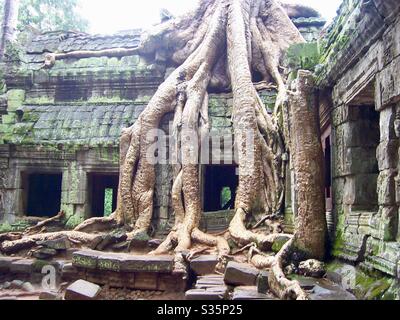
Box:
(0, 231), (101, 255)
(251, 239), (308, 300)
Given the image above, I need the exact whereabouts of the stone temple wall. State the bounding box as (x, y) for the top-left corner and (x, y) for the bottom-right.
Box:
(0, 30), (277, 234)
(317, 0), (400, 281)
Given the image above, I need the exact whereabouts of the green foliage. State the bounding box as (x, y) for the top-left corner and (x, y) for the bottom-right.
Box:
(104, 188), (113, 217)
(220, 187), (232, 209)
(0, 0), (89, 32)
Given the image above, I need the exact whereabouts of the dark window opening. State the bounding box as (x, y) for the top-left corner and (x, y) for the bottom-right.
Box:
(26, 173), (62, 217)
(88, 174), (119, 217)
(324, 135), (332, 199)
(203, 165), (238, 212)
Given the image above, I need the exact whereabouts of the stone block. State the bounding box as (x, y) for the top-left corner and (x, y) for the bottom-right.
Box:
(133, 272), (158, 290)
(378, 170), (396, 206)
(379, 206), (398, 241)
(298, 260), (326, 278)
(224, 262), (259, 286)
(65, 279), (102, 300)
(379, 107), (396, 141)
(37, 236), (71, 250)
(72, 250), (99, 270)
(256, 271), (270, 294)
(97, 254), (124, 272)
(120, 255), (174, 273)
(39, 291), (60, 300)
(32, 248), (58, 260)
(185, 288), (227, 300)
(377, 140), (398, 170)
(10, 280), (24, 289)
(343, 174), (379, 206)
(232, 286), (275, 300)
(10, 259), (34, 274)
(21, 282), (35, 292)
(0, 257), (19, 272)
(190, 255), (218, 276)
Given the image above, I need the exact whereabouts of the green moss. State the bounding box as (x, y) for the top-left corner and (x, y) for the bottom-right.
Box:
(285, 42), (320, 72)
(65, 214), (84, 229)
(355, 270), (392, 300)
(0, 222), (12, 234)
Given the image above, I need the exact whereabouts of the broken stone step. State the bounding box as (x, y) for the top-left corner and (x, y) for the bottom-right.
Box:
(190, 255), (218, 275)
(72, 250), (174, 273)
(232, 286), (276, 300)
(64, 279), (102, 300)
(224, 262), (260, 286)
(185, 288), (227, 300)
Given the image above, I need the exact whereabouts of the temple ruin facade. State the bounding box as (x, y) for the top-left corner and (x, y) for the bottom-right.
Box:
(1, 0), (400, 300)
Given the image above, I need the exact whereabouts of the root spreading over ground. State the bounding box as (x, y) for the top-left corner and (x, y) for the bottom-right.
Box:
(0, 0), (328, 300)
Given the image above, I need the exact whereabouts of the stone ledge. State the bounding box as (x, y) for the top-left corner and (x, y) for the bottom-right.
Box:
(72, 250), (174, 273)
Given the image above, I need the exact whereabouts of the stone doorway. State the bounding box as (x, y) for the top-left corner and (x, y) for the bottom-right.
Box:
(24, 173), (62, 217)
(88, 173), (119, 217)
(202, 165), (238, 212)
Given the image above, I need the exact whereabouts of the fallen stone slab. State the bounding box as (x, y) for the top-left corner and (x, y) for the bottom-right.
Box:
(224, 262), (259, 286)
(190, 255), (218, 275)
(232, 286), (276, 300)
(64, 280), (102, 300)
(10, 260), (34, 274)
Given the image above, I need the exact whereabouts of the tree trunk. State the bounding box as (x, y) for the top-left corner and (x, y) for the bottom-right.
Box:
(0, 0), (20, 60)
(287, 70), (327, 260)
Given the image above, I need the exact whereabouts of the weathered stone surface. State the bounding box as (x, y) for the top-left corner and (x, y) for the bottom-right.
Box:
(65, 280), (102, 300)
(120, 255), (174, 273)
(190, 255), (218, 276)
(37, 236), (71, 250)
(309, 279), (356, 300)
(10, 259), (34, 274)
(195, 275), (226, 289)
(185, 288), (227, 300)
(72, 250), (174, 273)
(21, 282), (35, 292)
(72, 250), (99, 269)
(10, 280), (24, 289)
(256, 271), (270, 294)
(33, 247), (58, 260)
(232, 286), (276, 300)
(39, 291), (60, 300)
(224, 262), (259, 286)
(0, 256), (19, 272)
(299, 260), (326, 278)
